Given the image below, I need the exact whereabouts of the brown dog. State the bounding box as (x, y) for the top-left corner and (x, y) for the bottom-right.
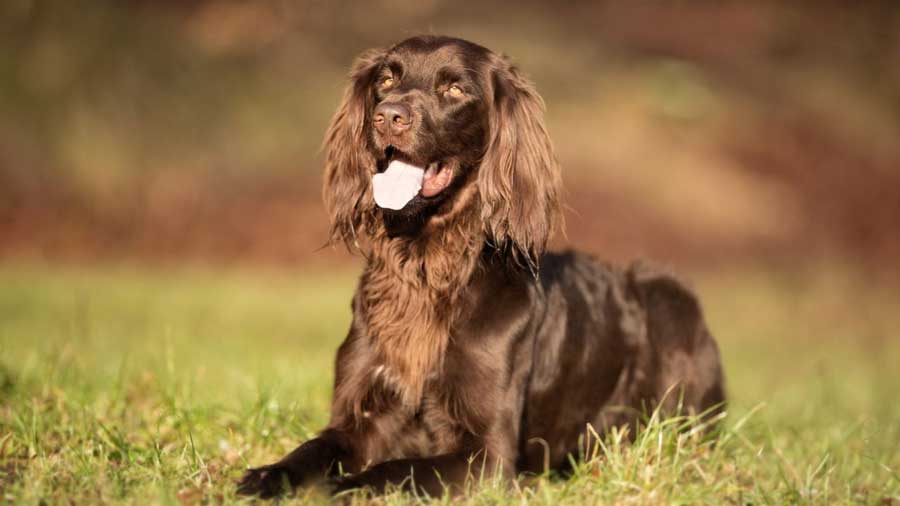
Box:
(237, 35), (725, 498)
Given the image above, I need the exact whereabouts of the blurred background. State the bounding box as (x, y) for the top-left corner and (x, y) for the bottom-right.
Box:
(2, 0), (899, 277)
(2, 2), (900, 502)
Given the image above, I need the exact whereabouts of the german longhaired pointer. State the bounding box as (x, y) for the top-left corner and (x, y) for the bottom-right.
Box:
(238, 35), (725, 498)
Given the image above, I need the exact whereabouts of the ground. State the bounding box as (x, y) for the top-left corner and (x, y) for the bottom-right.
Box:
(0, 262), (898, 505)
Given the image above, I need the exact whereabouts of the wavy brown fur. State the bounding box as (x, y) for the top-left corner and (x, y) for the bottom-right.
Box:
(479, 53), (563, 268)
(342, 189), (482, 412)
(238, 36), (725, 499)
(322, 48), (385, 250)
(322, 45), (562, 410)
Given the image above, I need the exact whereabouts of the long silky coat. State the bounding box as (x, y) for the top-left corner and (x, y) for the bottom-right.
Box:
(238, 35), (725, 498)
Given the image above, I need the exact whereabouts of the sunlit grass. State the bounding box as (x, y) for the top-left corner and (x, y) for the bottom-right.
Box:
(1, 262), (898, 504)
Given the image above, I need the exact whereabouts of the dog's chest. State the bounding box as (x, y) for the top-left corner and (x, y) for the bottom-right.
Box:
(367, 363), (464, 456)
(361, 279), (452, 406)
(370, 362), (439, 396)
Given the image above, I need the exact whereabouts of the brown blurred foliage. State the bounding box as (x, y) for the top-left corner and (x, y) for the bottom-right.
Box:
(1, 0), (899, 277)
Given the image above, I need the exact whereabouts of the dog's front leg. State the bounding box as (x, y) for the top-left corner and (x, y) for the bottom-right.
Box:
(332, 442), (513, 497)
(236, 428), (351, 498)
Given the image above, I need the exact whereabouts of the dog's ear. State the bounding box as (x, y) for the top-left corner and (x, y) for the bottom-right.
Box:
(322, 48), (386, 251)
(479, 55), (563, 268)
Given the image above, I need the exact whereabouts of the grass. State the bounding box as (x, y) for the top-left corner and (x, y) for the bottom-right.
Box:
(0, 261), (898, 505)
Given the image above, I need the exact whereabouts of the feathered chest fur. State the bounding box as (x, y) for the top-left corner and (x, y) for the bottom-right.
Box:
(359, 228), (481, 408)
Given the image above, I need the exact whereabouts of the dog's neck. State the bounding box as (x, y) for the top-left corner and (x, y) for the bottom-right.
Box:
(359, 203), (484, 408)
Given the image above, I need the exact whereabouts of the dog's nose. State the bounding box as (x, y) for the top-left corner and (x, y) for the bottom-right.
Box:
(373, 102), (412, 135)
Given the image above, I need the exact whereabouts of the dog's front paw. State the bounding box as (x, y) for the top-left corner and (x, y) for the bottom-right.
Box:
(330, 475), (364, 496)
(236, 463), (296, 499)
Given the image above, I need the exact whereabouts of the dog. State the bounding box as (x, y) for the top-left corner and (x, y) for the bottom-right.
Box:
(237, 35), (725, 498)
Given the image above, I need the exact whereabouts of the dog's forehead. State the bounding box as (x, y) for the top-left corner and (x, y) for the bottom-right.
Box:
(387, 38), (488, 76)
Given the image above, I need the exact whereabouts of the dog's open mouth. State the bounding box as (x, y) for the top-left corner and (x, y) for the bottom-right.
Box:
(383, 146), (454, 198)
(374, 147), (455, 210)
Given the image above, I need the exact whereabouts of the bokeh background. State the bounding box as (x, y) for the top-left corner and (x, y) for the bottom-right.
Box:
(2, 1), (900, 504)
(3, 0), (899, 275)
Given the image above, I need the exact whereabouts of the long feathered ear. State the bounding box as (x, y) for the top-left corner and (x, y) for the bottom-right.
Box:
(322, 48), (386, 251)
(479, 55), (563, 268)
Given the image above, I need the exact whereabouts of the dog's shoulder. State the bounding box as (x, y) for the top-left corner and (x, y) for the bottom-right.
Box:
(537, 249), (618, 287)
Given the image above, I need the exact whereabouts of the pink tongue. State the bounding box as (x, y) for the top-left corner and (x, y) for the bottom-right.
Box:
(372, 161), (424, 210)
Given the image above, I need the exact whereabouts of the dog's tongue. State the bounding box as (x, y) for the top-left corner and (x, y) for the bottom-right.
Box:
(372, 160), (424, 210)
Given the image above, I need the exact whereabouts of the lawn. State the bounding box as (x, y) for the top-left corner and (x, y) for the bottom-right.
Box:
(0, 262), (898, 505)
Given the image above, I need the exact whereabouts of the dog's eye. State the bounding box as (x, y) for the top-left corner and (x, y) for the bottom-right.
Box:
(446, 84), (464, 98)
(379, 76), (395, 89)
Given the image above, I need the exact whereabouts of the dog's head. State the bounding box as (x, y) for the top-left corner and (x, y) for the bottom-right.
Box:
(323, 35), (561, 264)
